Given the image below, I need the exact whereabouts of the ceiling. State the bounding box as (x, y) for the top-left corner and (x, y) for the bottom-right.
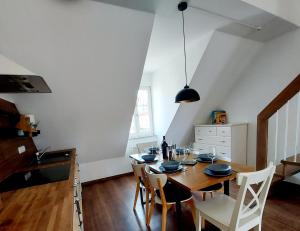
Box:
(93, 0), (298, 73)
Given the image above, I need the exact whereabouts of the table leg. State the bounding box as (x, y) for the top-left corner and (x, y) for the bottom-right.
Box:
(224, 180), (230, 195)
(176, 201), (182, 230)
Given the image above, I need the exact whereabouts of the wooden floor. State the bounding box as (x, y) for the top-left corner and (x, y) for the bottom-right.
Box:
(82, 174), (300, 231)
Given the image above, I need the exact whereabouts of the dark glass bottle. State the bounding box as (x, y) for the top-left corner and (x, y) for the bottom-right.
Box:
(161, 136), (168, 159)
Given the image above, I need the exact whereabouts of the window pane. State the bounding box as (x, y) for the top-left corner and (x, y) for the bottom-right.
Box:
(129, 116), (136, 134)
(137, 105), (148, 114)
(139, 114), (150, 129)
(137, 89), (148, 106)
(129, 87), (153, 139)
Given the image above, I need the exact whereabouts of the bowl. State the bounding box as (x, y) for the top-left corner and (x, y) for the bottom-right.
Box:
(161, 161), (180, 171)
(148, 147), (159, 154)
(198, 154), (216, 161)
(141, 154), (156, 162)
(176, 148), (185, 154)
(207, 164), (231, 173)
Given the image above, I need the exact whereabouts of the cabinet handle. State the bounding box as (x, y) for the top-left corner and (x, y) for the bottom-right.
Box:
(221, 152), (226, 155)
(221, 141), (225, 143)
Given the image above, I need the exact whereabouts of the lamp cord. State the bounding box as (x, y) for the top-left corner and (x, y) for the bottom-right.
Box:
(181, 11), (188, 86)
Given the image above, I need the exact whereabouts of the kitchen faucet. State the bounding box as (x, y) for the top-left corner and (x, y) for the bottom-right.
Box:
(36, 146), (51, 163)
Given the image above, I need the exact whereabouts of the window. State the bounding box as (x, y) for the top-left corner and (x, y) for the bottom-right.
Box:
(129, 87), (154, 139)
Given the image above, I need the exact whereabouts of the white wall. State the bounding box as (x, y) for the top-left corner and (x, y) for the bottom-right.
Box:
(166, 31), (262, 146)
(220, 29), (300, 166)
(0, 0), (154, 181)
(241, 0), (300, 26)
(151, 33), (212, 140)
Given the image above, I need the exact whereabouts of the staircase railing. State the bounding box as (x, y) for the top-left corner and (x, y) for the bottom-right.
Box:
(256, 74), (300, 170)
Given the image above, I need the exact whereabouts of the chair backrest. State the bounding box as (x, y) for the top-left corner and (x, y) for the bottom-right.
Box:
(230, 162), (276, 230)
(136, 142), (158, 153)
(131, 162), (145, 179)
(144, 165), (167, 190)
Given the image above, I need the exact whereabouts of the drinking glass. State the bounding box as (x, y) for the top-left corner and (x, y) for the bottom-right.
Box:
(209, 147), (216, 164)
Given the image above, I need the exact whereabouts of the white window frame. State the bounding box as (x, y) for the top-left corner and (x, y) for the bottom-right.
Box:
(129, 86), (154, 139)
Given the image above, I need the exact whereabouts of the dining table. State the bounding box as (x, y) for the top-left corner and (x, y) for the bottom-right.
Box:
(130, 152), (254, 229)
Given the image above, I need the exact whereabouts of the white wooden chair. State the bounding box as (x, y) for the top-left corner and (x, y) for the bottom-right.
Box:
(144, 165), (194, 231)
(193, 162), (275, 231)
(131, 162), (147, 210)
(136, 141), (157, 153)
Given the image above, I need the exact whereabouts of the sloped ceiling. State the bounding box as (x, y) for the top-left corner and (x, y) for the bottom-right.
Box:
(166, 31), (263, 145)
(0, 0), (154, 163)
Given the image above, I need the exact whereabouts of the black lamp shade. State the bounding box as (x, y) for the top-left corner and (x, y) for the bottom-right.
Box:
(175, 85), (200, 103)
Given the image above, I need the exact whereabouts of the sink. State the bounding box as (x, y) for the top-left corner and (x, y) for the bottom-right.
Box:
(0, 164), (70, 192)
(33, 151), (71, 165)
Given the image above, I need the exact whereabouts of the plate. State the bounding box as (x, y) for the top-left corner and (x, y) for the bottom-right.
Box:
(159, 165), (183, 173)
(204, 168), (233, 177)
(207, 164), (231, 173)
(143, 159), (158, 164)
(180, 160), (197, 166)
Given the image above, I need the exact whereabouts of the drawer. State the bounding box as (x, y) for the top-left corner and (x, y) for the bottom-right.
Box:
(193, 144), (209, 154)
(195, 136), (216, 144)
(217, 127), (231, 137)
(215, 137), (231, 146)
(195, 127), (217, 137)
(216, 146), (231, 158)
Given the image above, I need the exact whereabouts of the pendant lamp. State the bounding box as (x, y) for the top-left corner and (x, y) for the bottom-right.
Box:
(175, 1), (200, 103)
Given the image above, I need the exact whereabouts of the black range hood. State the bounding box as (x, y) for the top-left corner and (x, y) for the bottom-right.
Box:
(0, 74), (52, 93)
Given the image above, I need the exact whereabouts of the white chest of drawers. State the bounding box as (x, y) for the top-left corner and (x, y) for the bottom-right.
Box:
(193, 123), (247, 164)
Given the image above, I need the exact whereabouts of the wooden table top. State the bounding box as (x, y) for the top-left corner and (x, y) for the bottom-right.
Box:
(130, 153), (254, 192)
(0, 148), (76, 231)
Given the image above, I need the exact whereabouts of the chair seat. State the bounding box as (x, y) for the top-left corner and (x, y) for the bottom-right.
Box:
(193, 193), (260, 230)
(193, 193), (235, 228)
(200, 183), (223, 192)
(156, 182), (192, 204)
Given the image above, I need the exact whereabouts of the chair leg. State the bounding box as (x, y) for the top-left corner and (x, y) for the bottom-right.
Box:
(203, 192), (206, 201)
(147, 191), (155, 226)
(186, 200), (196, 223)
(254, 224), (261, 231)
(133, 182), (140, 210)
(194, 209), (201, 231)
(139, 185), (144, 206)
(210, 191), (213, 198)
(145, 190), (150, 224)
(162, 206), (168, 231)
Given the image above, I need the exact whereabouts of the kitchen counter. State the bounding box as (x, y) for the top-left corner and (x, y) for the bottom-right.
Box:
(0, 148), (78, 231)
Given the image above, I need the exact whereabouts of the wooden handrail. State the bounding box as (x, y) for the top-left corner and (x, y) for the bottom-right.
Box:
(256, 74), (300, 170)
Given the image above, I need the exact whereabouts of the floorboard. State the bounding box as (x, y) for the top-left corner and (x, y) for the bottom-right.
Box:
(82, 174), (300, 231)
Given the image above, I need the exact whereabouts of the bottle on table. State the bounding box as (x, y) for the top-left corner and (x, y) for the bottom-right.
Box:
(161, 136), (168, 160)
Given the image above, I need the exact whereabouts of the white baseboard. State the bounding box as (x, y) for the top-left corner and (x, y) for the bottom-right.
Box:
(79, 156), (132, 183)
